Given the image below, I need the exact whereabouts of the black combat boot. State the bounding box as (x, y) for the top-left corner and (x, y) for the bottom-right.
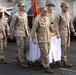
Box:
(56, 61), (61, 67)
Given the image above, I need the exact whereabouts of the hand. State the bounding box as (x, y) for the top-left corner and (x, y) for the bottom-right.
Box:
(10, 35), (14, 40)
(51, 32), (55, 36)
(33, 40), (37, 44)
(74, 32), (76, 36)
(7, 35), (10, 38)
(28, 34), (30, 37)
(56, 35), (60, 38)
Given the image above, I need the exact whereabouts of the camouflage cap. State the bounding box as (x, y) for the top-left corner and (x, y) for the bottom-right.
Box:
(39, 6), (47, 11)
(18, 1), (25, 7)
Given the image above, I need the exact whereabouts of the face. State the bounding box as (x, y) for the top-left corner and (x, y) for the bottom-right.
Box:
(41, 11), (47, 16)
(18, 5), (25, 12)
(48, 8), (52, 13)
(62, 5), (68, 12)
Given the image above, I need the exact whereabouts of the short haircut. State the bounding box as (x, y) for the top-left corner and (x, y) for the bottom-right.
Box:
(60, 3), (68, 8)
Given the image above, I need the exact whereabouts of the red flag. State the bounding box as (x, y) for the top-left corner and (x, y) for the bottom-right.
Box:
(33, 0), (38, 18)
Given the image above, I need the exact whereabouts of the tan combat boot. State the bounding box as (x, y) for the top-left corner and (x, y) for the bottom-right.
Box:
(1, 59), (7, 64)
(16, 56), (19, 62)
(16, 56), (20, 65)
(63, 61), (72, 67)
(20, 62), (29, 68)
(45, 67), (54, 74)
(35, 60), (41, 70)
(56, 61), (61, 67)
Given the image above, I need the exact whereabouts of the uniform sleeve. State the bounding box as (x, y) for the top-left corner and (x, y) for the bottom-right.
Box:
(70, 18), (75, 33)
(10, 14), (17, 36)
(49, 22), (54, 33)
(51, 14), (54, 24)
(5, 19), (10, 36)
(31, 18), (39, 43)
(54, 14), (60, 35)
(26, 14), (30, 33)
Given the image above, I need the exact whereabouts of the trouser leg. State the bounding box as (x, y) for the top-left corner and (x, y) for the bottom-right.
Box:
(16, 37), (25, 63)
(24, 37), (29, 57)
(0, 39), (5, 59)
(38, 42), (50, 68)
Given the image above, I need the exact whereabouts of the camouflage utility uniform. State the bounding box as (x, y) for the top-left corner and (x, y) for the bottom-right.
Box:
(54, 12), (75, 62)
(31, 14), (54, 68)
(10, 11), (30, 63)
(0, 18), (10, 59)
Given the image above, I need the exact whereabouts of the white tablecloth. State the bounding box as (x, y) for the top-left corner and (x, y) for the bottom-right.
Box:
(26, 36), (61, 63)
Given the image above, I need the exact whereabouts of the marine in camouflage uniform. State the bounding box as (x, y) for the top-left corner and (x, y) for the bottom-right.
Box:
(47, 6), (61, 66)
(54, 3), (76, 67)
(10, 1), (30, 67)
(0, 8), (10, 64)
(31, 6), (54, 74)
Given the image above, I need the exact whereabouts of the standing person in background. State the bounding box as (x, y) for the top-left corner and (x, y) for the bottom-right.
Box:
(47, 5), (54, 36)
(47, 6), (54, 27)
(10, 1), (30, 68)
(54, 3), (76, 67)
(0, 8), (10, 64)
(31, 6), (54, 74)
